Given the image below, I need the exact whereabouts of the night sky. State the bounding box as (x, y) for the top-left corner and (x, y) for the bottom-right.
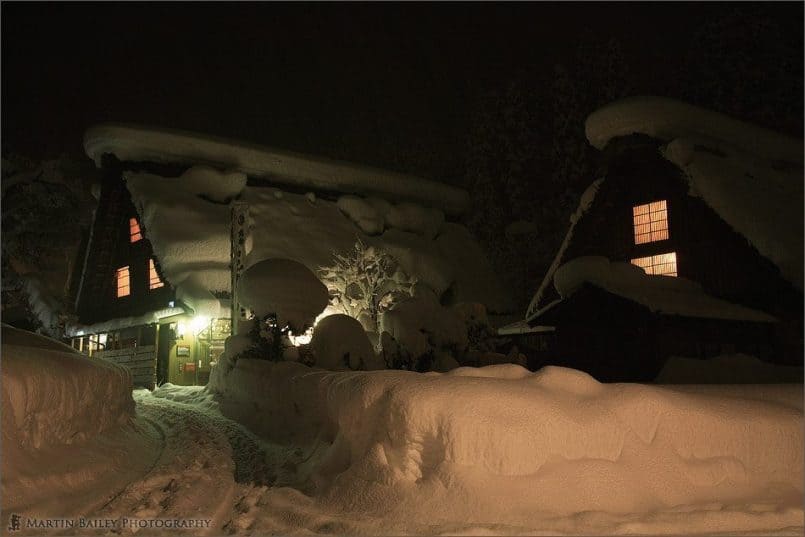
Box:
(3, 3), (802, 184)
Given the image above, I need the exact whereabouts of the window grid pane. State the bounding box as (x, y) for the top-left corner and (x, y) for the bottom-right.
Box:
(149, 259), (164, 289)
(630, 252), (677, 277)
(130, 218), (143, 243)
(633, 200), (669, 245)
(116, 266), (131, 297)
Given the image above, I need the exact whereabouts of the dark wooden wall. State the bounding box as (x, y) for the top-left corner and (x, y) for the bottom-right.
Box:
(563, 135), (802, 323)
(76, 155), (174, 324)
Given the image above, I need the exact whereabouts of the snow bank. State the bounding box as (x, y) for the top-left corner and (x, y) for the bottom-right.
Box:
(208, 359), (803, 528)
(663, 137), (803, 290)
(1, 325), (134, 450)
(585, 96), (803, 163)
(236, 258), (328, 331)
(553, 256), (776, 322)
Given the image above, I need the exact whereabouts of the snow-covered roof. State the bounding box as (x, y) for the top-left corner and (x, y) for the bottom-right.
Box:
(65, 306), (187, 337)
(585, 96), (803, 163)
(548, 257), (777, 323)
(84, 123), (470, 216)
(527, 97), (803, 320)
(122, 166), (511, 321)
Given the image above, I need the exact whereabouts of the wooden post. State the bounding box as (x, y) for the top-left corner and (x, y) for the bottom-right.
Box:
(230, 202), (250, 336)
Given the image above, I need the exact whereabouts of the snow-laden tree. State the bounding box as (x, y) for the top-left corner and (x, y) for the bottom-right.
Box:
(319, 239), (416, 336)
(1, 154), (98, 334)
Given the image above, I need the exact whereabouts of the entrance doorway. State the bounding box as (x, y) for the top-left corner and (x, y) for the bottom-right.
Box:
(157, 324), (174, 385)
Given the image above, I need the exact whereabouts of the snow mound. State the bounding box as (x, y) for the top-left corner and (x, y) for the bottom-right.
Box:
(385, 203), (444, 239)
(126, 170), (232, 292)
(125, 174), (509, 316)
(380, 290), (468, 359)
(311, 314), (383, 371)
(208, 357), (803, 527)
(2, 325), (134, 449)
(337, 195), (385, 235)
(553, 256), (777, 322)
(180, 165), (246, 203)
(663, 137), (803, 290)
(585, 96), (803, 163)
(236, 258), (328, 331)
(435, 224), (513, 313)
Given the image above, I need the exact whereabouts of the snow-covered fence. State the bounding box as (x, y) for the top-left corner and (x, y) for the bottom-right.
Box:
(94, 345), (157, 389)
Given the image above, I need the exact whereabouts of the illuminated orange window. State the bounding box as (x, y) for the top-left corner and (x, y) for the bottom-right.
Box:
(631, 252), (677, 277)
(129, 217), (143, 243)
(633, 200), (669, 244)
(116, 266), (131, 297)
(149, 258), (164, 289)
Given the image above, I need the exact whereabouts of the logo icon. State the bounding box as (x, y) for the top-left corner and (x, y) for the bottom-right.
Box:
(7, 513), (22, 532)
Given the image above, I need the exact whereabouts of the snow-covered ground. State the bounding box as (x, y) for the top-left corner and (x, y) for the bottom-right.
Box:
(3, 326), (802, 536)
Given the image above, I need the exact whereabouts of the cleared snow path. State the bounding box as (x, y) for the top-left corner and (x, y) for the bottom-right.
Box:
(39, 390), (276, 536)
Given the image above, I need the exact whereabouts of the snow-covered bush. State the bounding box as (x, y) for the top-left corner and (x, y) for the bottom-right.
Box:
(452, 302), (510, 359)
(236, 258), (329, 361)
(379, 289), (468, 371)
(319, 239), (416, 334)
(238, 258), (329, 332)
(311, 314), (384, 371)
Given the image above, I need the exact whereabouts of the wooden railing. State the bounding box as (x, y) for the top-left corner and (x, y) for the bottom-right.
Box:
(95, 345), (157, 389)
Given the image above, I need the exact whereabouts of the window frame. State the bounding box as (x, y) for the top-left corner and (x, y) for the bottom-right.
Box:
(632, 199), (669, 245)
(148, 258), (165, 290)
(129, 217), (143, 243)
(116, 265), (131, 297)
(631, 252), (678, 277)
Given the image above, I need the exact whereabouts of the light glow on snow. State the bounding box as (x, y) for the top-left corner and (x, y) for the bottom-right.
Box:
(287, 327), (313, 346)
(190, 316), (210, 334)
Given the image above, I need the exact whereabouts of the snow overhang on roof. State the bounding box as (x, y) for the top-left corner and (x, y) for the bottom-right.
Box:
(584, 96), (804, 164)
(84, 123), (470, 216)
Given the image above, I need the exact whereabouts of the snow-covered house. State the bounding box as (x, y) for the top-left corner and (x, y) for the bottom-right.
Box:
(68, 124), (509, 386)
(520, 97), (803, 382)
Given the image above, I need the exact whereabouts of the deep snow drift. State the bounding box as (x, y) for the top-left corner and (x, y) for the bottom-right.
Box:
(1, 324), (133, 450)
(1, 325), (146, 519)
(3, 325), (802, 535)
(205, 355), (804, 535)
